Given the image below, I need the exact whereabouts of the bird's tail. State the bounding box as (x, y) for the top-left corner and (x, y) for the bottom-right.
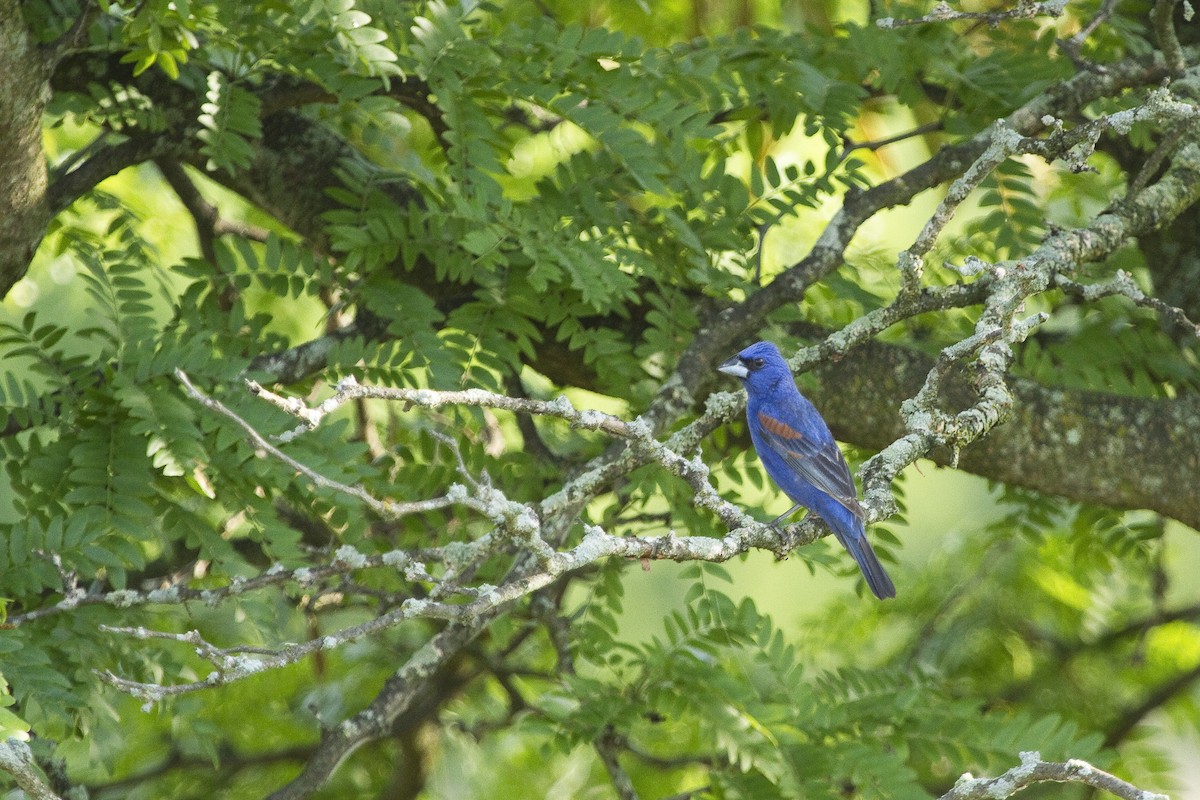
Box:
(834, 525), (897, 600)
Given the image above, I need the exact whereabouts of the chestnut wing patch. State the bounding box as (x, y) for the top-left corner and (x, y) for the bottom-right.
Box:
(753, 410), (863, 518)
(757, 412), (805, 441)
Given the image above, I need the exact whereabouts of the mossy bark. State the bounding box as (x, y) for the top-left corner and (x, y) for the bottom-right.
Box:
(0, 2), (49, 298)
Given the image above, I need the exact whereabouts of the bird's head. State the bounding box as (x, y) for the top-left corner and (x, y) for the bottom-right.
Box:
(717, 341), (791, 392)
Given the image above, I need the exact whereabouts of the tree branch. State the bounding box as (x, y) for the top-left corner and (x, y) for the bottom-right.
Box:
(99, 371), (849, 723)
(176, 370), (464, 519)
(1103, 660), (1200, 747)
(263, 618), (483, 800)
(877, 0), (1068, 29)
(156, 158), (272, 311)
(808, 329), (1200, 530)
(0, 0), (51, 299)
(83, 744), (314, 796)
(246, 375), (641, 442)
(596, 727), (641, 800)
(1152, 0), (1188, 79)
(156, 158), (272, 257)
(941, 752), (1166, 800)
(1057, 269), (1200, 339)
(0, 739), (64, 800)
(1056, 0), (1122, 73)
(47, 134), (173, 215)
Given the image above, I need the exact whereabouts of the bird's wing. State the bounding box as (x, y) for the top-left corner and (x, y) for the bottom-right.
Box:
(753, 409), (865, 519)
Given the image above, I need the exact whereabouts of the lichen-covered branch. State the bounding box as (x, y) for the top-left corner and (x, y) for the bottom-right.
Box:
(877, 0), (1067, 29)
(1152, 0), (1187, 78)
(0, 739), (64, 800)
(247, 375), (640, 442)
(100, 377), (824, 701)
(808, 332), (1200, 529)
(1057, 270), (1200, 338)
(8, 6), (1195, 798)
(942, 752), (1167, 800)
(176, 370), (464, 519)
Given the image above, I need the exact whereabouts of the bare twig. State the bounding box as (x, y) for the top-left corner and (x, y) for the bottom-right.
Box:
(1152, 0), (1188, 78)
(1057, 270), (1200, 338)
(1066, 0), (1122, 48)
(596, 727), (641, 800)
(896, 121), (1025, 292)
(877, 0), (1067, 29)
(842, 121), (944, 159)
(247, 375), (640, 442)
(941, 752), (1167, 800)
(9, 544), (446, 627)
(176, 370), (462, 519)
(1056, 0), (1121, 73)
(96, 599), (446, 705)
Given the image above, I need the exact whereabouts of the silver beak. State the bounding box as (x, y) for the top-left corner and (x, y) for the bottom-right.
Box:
(717, 355), (748, 379)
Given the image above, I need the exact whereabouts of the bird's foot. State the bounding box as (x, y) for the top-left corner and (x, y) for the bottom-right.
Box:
(768, 521), (794, 561)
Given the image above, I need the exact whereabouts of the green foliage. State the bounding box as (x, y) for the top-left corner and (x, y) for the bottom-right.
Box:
(111, 0), (199, 79)
(326, 0), (402, 79)
(805, 485), (1171, 752)
(1, 0), (1196, 797)
(958, 159), (1045, 262)
(1019, 294), (1200, 395)
(47, 82), (168, 133)
(196, 72), (263, 174)
(547, 564), (1107, 799)
(0, 674), (30, 744)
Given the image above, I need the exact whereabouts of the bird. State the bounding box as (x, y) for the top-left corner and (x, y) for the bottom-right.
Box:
(718, 341), (896, 600)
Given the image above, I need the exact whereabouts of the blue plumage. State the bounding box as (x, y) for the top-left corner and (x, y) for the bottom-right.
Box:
(718, 341), (896, 600)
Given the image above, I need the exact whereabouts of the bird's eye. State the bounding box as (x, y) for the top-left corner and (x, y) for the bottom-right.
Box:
(751, 358), (765, 368)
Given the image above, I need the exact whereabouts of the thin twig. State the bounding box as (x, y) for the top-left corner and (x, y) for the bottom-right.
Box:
(595, 727), (641, 800)
(895, 121), (1025, 293)
(175, 370), (461, 519)
(941, 752), (1167, 800)
(842, 121), (944, 159)
(1057, 270), (1200, 338)
(1151, 0), (1187, 78)
(247, 375), (640, 442)
(877, 0), (1067, 29)
(1056, 0), (1121, 73)
(7, 544), (450, 627)
(1068, 0), (1122, 45)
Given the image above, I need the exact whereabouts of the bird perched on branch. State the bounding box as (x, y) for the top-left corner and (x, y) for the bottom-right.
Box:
(718, 341), (896, 600)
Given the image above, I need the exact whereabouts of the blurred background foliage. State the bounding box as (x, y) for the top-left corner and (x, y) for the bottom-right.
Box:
(1, 0), (1198, 797)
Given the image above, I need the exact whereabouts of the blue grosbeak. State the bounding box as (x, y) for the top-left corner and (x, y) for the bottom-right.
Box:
(719, 341), (896, 599)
